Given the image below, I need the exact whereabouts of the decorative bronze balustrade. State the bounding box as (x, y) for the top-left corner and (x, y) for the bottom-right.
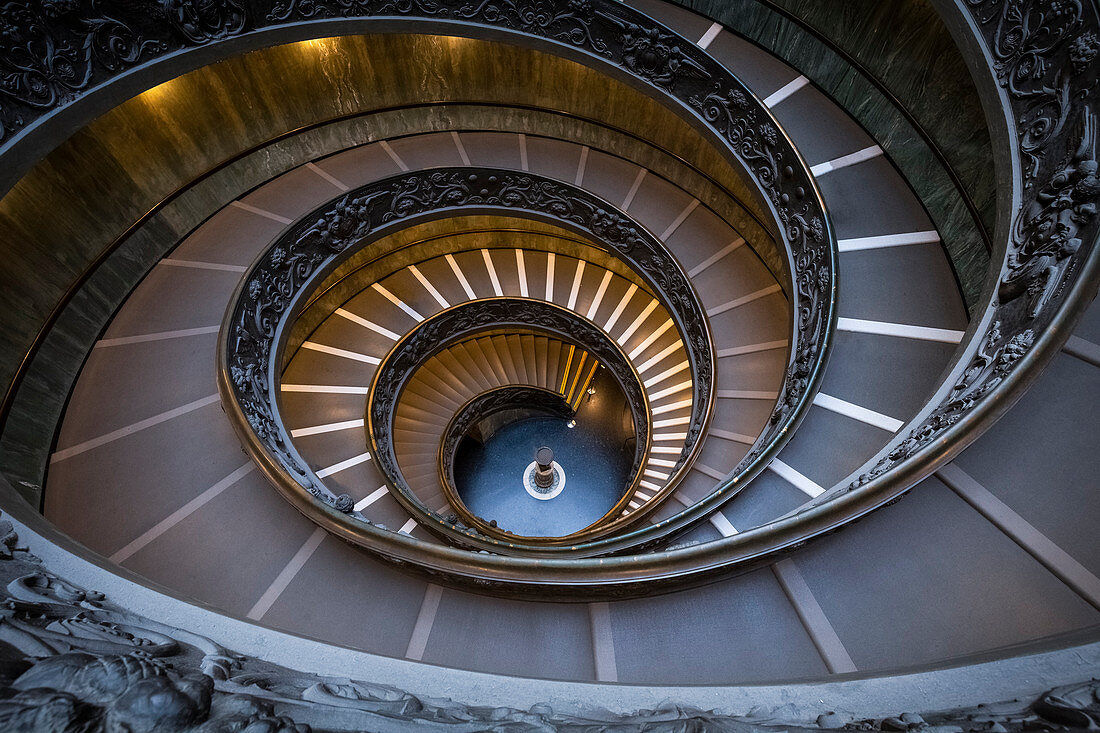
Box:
(368, 304), (651, 547)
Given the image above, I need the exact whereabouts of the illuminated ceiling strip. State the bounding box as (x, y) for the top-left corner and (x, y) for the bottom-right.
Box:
(306, 161), (349, 191)
(647, 379), (691, 402)
(559, 345), (576, 395)
(399, 517), (419, 535)
(1064, 335), (1100, 367)
(545, 252), (555, 301)
(566, 352), (589, 404)
(51, 394), (219, 463)
(773, 558), (858, 673)
(687, 237), (745, 278)
(637, 341), (680, 373)
(333, 308), (399, 340)
(481, 249), (504, 296)
(450, 131), (471, 165)
(567, 259), (585, 310)
(572, 360), (599, 411)
(280, 384), (370, 394)
(371, 282), (424, 321)
(651, 399), (692, 417)
(316, 451), (372, 479)
(110, 462), (255, 563)
(643, 360), (689, 389)
(444, 254), (477, 300)
(810, 145), (883, 177)
(575, 145), (589, 185)
(652, 431), (688, 441)
(158, 259), (247, 273)
(697, 21), (723, 50)
(837, 230), (940, 251)
(717, 339), (788, 358)
(515, 249), (529, 297)
(379, 139), (409, 171)
(768, 459), (825, 498)
(938, 462), (1100, 611)
(290, 418), (364, 438)
(692, 463), (726, 481)
(660, 199), (699, 240)
(230, 200), (292, 224)
(709, 428), (755, 445)
(622, 168), (647, 209)
(586, 270), (614, 320)
(246, 527), (327, 621)
(518, 133), (529, 171)
(409, 264), (449, 308)
(95, 325), (220, 348)
(603, 283), (638, 332)
(707, 284), (782, 317)
(302, 341), (380, 365)
(718, 389), (778, 400)
(710, 512), (738, 537)
(653, 415), (690, 429)
(405, 584), (443, 661)
(618, 299), (659, 345)
(628, 318), (674, 360)
(837, 317), (965, 343)
(813, 392), (904, 432)
(644, 468), (669, 480)
(354, 485), (389, 512)
(762, 74), (809, 107)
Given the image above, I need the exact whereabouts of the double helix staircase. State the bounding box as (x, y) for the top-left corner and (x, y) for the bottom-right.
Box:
(0, 0), (1096, 718)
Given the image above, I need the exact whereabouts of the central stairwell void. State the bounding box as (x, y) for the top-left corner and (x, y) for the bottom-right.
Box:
(454, 367), (636, 536)
(3, 0), (1097, 718)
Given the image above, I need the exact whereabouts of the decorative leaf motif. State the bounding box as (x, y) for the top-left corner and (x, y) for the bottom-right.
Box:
(223, 168), (731, 546)
(374, 301), (650, 530)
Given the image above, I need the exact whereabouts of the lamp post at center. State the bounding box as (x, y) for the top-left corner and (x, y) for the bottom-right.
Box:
(524, 445), (566, 500)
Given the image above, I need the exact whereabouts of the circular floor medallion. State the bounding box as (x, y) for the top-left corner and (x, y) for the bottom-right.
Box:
(523, 460), (566, 500)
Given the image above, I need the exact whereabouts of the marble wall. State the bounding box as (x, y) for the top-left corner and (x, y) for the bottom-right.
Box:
(672, 0), (996, 311)
(0, 35), (778, 505)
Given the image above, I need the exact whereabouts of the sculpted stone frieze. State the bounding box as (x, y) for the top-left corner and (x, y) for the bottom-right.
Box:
(370, 300), (651, 539)
(847, 0), (1099, 493)
(5, 0), (833, 465)
(225, 169), (716, 533)
(0, 513), (1096, 731)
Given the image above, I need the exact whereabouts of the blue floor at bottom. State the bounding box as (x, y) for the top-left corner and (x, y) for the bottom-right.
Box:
(454, 415), (633, 536)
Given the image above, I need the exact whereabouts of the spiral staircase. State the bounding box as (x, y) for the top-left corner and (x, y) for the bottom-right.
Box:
(0, 0), (1097, 728)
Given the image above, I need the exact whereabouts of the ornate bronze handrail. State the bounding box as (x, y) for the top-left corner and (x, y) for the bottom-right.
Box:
(7, 1), (837, 489)
(437, 384), (576, 533)
(200, 0), (840, 578)
(14, 0), (850, 588)
(220, 166), (730, 556)
(367, 302), (651, 549)
(213, 0), (1097, 595)
(804, 0), (1100, 504)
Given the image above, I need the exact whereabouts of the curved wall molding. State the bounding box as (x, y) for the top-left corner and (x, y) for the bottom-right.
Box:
(2, 483), (1099, 726)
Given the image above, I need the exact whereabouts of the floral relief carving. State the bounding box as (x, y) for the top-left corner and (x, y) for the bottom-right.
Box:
(0, 513), (1098, 730)
(0, 0), (164, 138)
(225, 169), (722, 545)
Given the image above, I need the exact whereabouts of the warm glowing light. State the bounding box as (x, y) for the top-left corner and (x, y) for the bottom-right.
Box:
(139, 79), (178, 105)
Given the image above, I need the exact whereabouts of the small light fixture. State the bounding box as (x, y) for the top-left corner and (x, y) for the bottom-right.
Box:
(567, 419), (577, 429)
